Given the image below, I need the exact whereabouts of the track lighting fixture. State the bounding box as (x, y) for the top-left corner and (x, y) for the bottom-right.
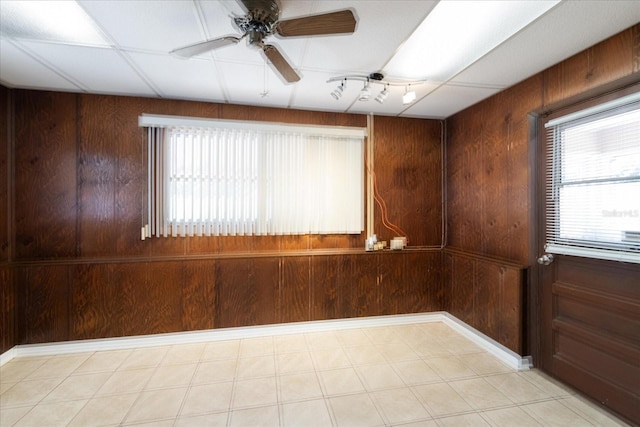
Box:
(331, 81), (345, 100)
(359, 80), (371, 101)
(327, 72), (424, 105)
(402, 85), (416, 105)
(375, 85), (389, 104)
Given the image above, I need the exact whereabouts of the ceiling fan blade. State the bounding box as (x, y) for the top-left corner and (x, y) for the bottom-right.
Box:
(276, 9), (356, 37)
(262, 44), (300, 83)
(170, 36), (240, 58)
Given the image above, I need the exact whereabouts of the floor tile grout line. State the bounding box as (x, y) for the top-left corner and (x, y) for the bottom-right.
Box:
(170, 350), (202, 424)
(174, 339), (221, 424)
(117, 346), (176, 426)
(309, 337), (339, 427)
(518, 399), (602, 427)
(6, 352), (96, 426)
(384, 359), (438, 422)
(271, 337), (284, 427)
(60, 355), (129, 427)
(224, 337), (244, 427)
(529, 396), (602, 426)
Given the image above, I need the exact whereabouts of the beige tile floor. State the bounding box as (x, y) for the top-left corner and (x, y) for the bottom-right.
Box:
(0, 322), (630, 426)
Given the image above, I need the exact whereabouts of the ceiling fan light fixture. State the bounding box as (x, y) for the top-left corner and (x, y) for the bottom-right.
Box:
(359, 81), (371, 101)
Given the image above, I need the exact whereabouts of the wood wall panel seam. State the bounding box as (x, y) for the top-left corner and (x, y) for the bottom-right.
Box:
(10, 248), (441, 266)
(634, 24), (640, 73)
(443, 247), (527, 269)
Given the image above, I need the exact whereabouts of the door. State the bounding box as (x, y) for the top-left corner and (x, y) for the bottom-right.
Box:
(537, 86), (640, 424)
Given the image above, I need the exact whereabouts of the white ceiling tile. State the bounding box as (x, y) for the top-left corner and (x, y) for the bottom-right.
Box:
(18, 41), (156, 96)
(452, 0), (640, 88)
(0, 39), (81, 91)
(296, 1), (437, 74)
(127, 52), (225, 102)
(79, 0), (205, 53)
(192, 0), (243, 49)
(218, 61), (294, 107)
(402, 84), (502, 119)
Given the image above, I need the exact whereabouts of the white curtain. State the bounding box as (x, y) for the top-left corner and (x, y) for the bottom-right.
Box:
(143, 117), (364, 238)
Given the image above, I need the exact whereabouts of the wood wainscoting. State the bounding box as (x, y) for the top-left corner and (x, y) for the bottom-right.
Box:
(443, 248), (527, 355)
(8, 247), (533, 359)
(14, 250), (444, 346)
(0, 265), (15, 354)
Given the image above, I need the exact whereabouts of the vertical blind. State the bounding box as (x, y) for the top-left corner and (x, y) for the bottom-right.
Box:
(543, 91), (640, 263)
(140, 115), (365, 238)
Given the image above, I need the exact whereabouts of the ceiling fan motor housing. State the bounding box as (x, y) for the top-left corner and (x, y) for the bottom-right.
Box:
(240, 0), (280, 29)
(246, 29), (266, 48)
(235, 0), (282, 47)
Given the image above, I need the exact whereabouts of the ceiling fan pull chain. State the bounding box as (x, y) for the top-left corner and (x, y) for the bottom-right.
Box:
(261, 61), (270, 98)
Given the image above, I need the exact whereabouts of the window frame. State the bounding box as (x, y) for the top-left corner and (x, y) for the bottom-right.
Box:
(139, 114), (367, 239)
(542, 91), (640, 264)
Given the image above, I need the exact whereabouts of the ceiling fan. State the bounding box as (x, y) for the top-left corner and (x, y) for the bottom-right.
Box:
(170, 0), (357, 83)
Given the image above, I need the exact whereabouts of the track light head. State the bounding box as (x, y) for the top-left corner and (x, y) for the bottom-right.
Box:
(402, 86), (416, 105)
(359, 81), (371, 101)
(375, 86), (389, 104)
(331, 82), (345, 100)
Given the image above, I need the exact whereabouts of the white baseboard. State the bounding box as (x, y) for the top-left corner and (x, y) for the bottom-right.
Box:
(440, 313), (532, 370)
(0, 312), (531, 371)
(0, 346), (17, 367)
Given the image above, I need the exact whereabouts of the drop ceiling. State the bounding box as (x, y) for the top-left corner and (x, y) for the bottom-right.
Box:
(1, 0), (639, 119)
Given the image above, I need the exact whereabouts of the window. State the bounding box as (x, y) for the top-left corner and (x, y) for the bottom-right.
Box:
(544, 91), (640, 263)
(140, 114), (365, 238)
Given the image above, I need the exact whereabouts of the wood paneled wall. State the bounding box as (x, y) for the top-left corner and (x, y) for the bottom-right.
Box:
(1, 85), (16, 354)
(445, 24), (640, 358)
(446, 24), (640, 266)
(15, 251), (442, 345)
(0, 266), (13, 354)
(443, 249), (526, 354)
(11, 92), (443, 261)
(372, 116), (443, 246)
(1, 85), (8, 262)
(446, 77), (541, 265)
(3, 90), (446, 352)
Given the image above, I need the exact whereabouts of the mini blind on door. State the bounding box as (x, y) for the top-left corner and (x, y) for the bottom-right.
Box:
(139, 114), (366, 238)
(543, 91), (640, 263)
